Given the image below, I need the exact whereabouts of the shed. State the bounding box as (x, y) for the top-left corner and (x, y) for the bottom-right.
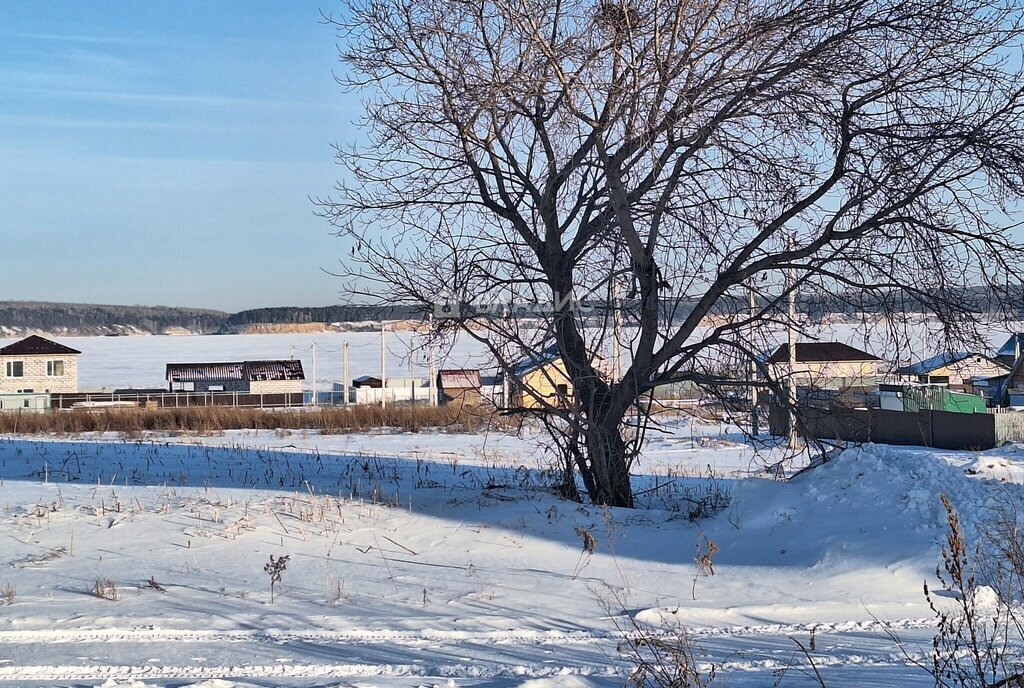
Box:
(438, 369), (482, 405)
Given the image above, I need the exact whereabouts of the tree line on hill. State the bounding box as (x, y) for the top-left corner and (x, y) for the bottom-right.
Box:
(1, 287), (1019, 336)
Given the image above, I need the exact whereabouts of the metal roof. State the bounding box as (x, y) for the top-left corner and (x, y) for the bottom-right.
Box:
(894, 352), (991, 376)
(438, 369), (482, 389)
(512, 344), (562, 377)
(0, 335), (81, 356)
(166, 360), (304, 383)
(244, 360), (305, 381)
(765, 342), (881, 364)
(997, 334), (1024, 358)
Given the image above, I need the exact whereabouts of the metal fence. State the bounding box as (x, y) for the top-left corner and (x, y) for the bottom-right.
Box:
(50, 391), (305, 411)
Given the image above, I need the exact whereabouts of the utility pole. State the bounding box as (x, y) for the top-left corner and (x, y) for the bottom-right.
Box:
(311, 341), (318, 407)
(342, 341), (349, 407)
(499, 307), (510, 408)
(787, 238), (799, 450)
(749, 282), (759, 436)
(428, 315), (437, 407)
(380, 322), (387, 408)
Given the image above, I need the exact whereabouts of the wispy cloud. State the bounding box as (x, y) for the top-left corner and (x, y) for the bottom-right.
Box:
(9, 85), (324, 110)
(1, 83), (323, 111)
(0, 114), (273, 133)
(6, 32), (152, 46)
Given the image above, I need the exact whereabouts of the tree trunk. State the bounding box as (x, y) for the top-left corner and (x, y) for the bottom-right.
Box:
(583, 412), (634, 508)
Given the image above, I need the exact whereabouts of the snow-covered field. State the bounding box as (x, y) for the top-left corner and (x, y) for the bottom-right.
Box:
(1, 324), (1023, 686)
(1, 420), (1023, 687)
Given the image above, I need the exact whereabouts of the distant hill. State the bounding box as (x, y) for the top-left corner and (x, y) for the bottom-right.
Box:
(0, 301), (228, 337)
(221, 305), (424, 332)
(1, 286), (1018, 337)
(0, 301), (428, 337)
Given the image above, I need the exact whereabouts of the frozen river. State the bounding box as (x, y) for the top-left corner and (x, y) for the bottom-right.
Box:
(1, 317), (1019, 391)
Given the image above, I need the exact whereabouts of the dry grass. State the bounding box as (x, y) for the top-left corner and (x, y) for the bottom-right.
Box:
(93, 578), (118, 601)
(0, 403), (515, 435)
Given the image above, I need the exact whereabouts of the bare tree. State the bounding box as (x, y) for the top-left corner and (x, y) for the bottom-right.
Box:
(319, 0), (1024, 507)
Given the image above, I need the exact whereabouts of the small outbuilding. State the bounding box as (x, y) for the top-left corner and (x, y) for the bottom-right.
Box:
(166, 360), (304, 394)
(0, 391), (50, 413)
(437, 369), (482, 405)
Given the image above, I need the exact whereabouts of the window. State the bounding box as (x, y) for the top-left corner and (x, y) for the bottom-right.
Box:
(22, 399), (29, 408)
(47, 360), (64, 376)
(5, 361), (23, 377)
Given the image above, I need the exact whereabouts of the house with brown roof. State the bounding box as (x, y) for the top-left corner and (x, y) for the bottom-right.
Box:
(166, 360), (304, 394)
(765, 341), (883, 390)
(0, 335), (81, 393)
(437, 369), (482, 405)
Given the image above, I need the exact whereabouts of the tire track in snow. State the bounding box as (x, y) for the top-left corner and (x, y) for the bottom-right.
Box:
(0, 618), (937, 647)
(0, 619), (940, 683)
(0, 662), (621, 682)
(0, 616), (935, 646)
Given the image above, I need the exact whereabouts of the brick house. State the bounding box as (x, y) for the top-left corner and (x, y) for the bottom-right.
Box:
(765, 341), (883, 390)
(0, 335), (81, 393)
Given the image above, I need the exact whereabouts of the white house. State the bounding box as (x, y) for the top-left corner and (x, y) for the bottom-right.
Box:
(0, 335), (81, 393)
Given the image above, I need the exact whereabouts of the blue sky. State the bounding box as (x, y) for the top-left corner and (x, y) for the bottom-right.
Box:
(0, 1), (359, 312)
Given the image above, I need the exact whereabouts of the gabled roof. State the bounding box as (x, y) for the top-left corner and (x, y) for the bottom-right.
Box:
(0, 335), (81, 356)
(166, 360), (304, 383)
(765, 342), (881, 364)
(895, 352), (993, 376)
(438, 369), (482, 389)
(997, 334), (1024, 358)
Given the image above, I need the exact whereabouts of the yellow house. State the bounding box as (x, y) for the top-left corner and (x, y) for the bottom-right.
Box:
(766, 341), (882, 389)
(511, 346), (573, 409)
